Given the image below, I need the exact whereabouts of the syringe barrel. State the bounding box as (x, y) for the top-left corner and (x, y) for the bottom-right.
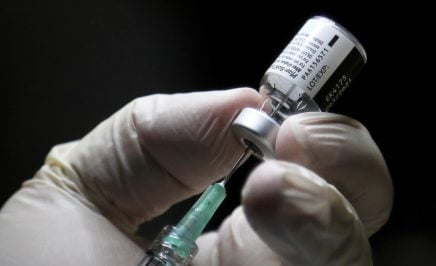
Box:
(176, 183), (226, 241)
(138, 184), (226, 266)
(138, 226), (198, 266)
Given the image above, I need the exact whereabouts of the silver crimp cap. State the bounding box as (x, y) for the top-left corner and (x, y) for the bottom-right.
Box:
(231, 108), (280, 159)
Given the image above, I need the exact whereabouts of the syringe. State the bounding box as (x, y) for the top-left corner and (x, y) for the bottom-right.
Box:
(137, 150), (249, 266)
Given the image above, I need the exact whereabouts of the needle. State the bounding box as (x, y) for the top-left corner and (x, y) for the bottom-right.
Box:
(219, 148), (251, 186)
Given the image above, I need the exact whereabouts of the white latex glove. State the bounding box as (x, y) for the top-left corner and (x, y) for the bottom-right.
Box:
(195, 112), (393, 265)
(0, 88), (393, 266)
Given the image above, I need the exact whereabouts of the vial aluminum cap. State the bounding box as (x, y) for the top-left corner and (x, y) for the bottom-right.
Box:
(232, 108), (280, 159)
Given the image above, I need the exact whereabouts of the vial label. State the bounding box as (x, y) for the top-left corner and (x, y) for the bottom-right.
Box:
(266, 18), (356, 100)
(313, 47), (365, 110)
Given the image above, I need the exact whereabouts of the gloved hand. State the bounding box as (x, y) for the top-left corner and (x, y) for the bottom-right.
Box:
(195, 112), (393, 265)
(0, 88), (392, 266)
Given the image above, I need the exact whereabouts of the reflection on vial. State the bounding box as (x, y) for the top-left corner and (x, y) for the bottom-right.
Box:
(260, 72), (320, 124)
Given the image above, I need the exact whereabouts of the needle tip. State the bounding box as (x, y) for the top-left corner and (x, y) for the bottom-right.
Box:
(220, 148), (251, 186)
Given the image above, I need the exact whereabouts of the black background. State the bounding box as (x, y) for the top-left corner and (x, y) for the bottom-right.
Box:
(1, 1), (434, 265)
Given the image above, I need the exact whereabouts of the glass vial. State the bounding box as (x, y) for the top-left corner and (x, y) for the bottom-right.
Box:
(232, 16), (367, 158)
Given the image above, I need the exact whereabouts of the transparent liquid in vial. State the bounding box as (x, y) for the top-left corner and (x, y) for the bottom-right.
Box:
(259, 72), (320, 124)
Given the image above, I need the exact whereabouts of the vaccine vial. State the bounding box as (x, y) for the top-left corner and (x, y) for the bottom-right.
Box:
(232, 16), (367, 158)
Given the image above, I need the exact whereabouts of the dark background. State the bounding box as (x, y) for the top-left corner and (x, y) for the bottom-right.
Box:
(1, 1), (434, 265)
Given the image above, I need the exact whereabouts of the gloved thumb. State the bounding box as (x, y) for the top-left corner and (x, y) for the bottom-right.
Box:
(38, 88), (260, 234)
(243, 161), (372, 265)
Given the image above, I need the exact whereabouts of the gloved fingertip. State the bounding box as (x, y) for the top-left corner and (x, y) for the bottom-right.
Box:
(242, 161), (327, 227)
(229, 87), (259, 99)
(241, 161), (285, 215)
(242, 160), (371, 265)
(275, 112), (368, 163)
(224, 87), (261, 115)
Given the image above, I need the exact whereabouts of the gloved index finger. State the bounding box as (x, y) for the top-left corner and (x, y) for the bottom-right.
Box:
(274, 112), (393, 236)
